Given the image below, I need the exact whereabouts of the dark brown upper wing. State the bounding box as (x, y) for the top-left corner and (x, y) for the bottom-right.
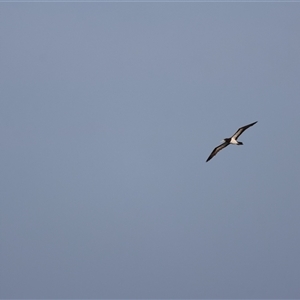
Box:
(231, 121), (257, 140)
(206, 141), (229, 162)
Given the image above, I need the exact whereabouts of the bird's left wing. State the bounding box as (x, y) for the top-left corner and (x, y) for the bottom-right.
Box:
(231, 121), (257, 140)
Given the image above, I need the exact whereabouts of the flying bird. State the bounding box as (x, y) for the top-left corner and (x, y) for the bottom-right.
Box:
(206, 121), (257, 162)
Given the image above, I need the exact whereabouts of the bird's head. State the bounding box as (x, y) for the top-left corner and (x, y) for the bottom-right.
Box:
(222, 138), (231, 143)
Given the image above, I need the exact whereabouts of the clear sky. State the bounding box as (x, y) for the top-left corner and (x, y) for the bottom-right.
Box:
(1, 3), (300, 299)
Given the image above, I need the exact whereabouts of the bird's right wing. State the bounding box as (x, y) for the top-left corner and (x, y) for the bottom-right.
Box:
(206, 141), (229, 162)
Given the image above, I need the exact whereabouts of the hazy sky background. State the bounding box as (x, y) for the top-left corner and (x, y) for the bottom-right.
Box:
(1, 3), (300, 299)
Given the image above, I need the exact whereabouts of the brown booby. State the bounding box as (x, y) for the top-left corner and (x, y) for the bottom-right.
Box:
(206, 121), (257, 162)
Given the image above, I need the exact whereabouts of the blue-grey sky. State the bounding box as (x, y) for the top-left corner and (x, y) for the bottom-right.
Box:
(1, 3), (300, 299)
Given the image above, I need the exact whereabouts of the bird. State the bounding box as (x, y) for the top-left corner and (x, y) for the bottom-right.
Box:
(206, 121), (257, 162)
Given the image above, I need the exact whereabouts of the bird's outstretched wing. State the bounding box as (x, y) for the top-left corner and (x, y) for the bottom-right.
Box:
(206, 141), (230, 162)
(231, 121), (257, 140)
